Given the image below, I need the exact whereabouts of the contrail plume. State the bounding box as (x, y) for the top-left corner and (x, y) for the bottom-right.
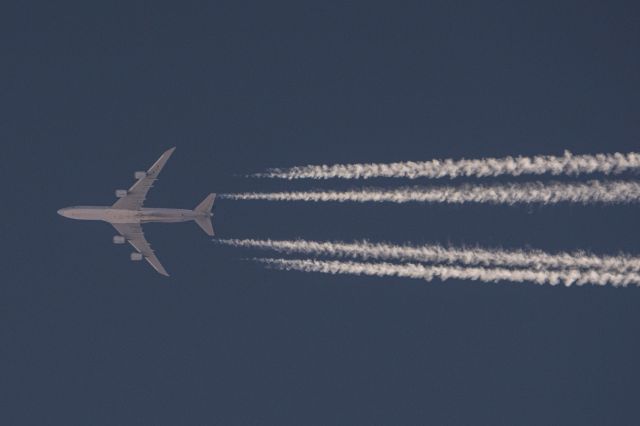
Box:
(220, 180), (640, 205)
(251, 151), (640, 180)
(254, 258), (640, 287)
(218, 238), (640, 273)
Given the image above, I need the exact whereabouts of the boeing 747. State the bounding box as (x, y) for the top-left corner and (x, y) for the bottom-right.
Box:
(58, 147), (214, 276)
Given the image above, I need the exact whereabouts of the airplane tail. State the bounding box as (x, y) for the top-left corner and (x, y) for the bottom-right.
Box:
(194, 193), (216, 236)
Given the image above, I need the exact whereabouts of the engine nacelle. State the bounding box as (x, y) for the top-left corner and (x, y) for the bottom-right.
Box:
(113, 235), (126, 244)
(115, 189), (128, 198)
(130, 252), (143, 261)
(134, 171), (147, 180)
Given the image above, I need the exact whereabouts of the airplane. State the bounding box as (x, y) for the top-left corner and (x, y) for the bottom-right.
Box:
(57, 147), (214, 276)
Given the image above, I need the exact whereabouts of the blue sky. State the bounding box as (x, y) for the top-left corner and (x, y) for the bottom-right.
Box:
(2, 1), (640, 424)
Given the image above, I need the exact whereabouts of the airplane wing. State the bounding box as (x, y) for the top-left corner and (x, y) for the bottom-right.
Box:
(112, 223), (169, 277)
(112, 147), (176, 210)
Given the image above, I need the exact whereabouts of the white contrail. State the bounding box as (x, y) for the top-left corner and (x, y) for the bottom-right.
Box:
(251, 151), (640, 180)
(218, 238), (640, 273)
(220, 180), (640, 205)
(254, 257), (640, 287)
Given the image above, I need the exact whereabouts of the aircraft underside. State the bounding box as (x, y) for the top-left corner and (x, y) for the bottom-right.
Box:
(58, 147), (216, 276)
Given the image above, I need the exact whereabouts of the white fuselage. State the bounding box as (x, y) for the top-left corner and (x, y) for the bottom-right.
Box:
(57, 206), (201, 224)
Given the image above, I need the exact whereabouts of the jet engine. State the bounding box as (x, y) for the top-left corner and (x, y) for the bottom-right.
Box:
(130, 252), (143, 261)
(134, 171), (147, 179)
(113, 235), (126, 244)
(115, 189), (128, 198)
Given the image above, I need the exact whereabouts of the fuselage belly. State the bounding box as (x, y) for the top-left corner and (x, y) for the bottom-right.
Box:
(57, 207), (197, 224)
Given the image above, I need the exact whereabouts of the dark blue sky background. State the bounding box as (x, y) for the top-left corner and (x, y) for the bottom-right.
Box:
(2, 1), (640, 424)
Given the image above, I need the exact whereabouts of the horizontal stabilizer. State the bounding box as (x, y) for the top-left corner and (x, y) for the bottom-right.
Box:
(196, 216), (214, 236)
(195, 193), (215, 236)
(195, 193), (216, 214)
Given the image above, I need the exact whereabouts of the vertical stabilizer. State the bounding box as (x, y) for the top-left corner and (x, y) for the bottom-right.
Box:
(195, 193), (215, 236)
